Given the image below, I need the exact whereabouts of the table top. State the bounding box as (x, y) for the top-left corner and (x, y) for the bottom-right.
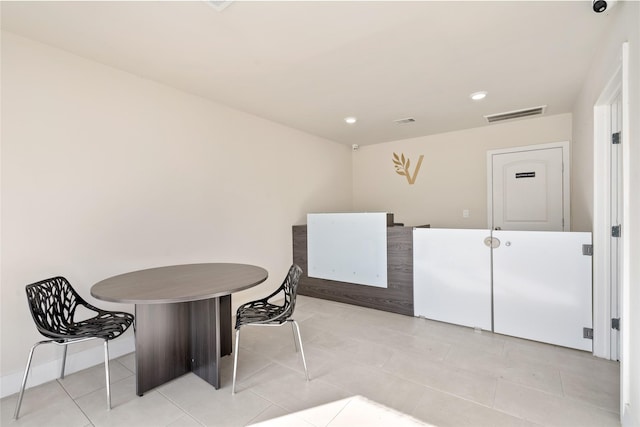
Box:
(91, 263), (268, 304)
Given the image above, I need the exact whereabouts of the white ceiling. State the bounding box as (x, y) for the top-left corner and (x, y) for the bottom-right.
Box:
(0, 1), (618, 146)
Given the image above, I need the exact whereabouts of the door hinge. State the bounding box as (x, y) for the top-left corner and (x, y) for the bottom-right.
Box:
(582, 244), (593, 256)
(612, 318), (620, 330)
(612, 224), (621, 238)
(612, 132), (621, 145)
(583, 328), (593, 339)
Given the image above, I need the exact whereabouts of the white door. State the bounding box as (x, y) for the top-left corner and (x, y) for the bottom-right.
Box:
(413, 228), (492, 330)
(493, 230), (593, 351)
(489, 143), (568, 231)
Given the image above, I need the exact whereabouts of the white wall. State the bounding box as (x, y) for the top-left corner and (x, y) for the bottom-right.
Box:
(571, 2), (640, 425)
(0, 32), (352, 395)
(352, 113), (572, 229)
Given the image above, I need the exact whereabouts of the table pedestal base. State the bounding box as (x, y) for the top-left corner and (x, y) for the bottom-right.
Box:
(134, 295), (232, 396)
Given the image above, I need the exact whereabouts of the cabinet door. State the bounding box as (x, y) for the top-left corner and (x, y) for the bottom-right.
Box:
(493, 230), (592, 351)
(413, 228), (492, 330)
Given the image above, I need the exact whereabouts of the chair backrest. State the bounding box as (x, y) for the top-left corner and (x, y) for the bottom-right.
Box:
(280, 264), (303, 319)
(25, 277), (86, 339)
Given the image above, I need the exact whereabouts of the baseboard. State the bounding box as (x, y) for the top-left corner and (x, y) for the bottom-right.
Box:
(0, 336), (135, 399)
(622, 403), (639, 427)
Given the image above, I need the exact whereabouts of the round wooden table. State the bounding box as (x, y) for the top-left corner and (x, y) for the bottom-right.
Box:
(92, 263), (268, 395)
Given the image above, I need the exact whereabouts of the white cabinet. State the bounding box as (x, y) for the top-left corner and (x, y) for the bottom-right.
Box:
(493, 230), (593, 351)
(413, 229), (492, 330)
(413, 228), (592, 351)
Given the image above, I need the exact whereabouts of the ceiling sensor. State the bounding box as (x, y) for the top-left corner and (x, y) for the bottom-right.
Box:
(484, 105), (547, 123)
(394, 117), (416, 125)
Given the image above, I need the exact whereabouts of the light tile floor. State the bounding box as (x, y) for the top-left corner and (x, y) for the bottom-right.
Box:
(251, 395), (432, 426)
(1, 296), (621, 427)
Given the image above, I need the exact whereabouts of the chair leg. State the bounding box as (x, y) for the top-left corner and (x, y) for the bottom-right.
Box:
(291, 321), (299, 352)
(14, 342), (41, 419)
(104, 340), (111, 410)
(232, 328), (241, 394)
(291, 320), (309, 381)
(60, 344), (68, 379)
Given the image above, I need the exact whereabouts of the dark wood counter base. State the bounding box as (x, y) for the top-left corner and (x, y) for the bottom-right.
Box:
(293, 225), (414, 316)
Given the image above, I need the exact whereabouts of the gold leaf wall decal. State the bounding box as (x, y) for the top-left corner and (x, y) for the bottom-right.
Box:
(392, 152), (424, 185)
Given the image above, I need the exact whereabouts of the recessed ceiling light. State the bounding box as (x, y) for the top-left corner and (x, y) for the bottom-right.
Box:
(470, 91), (488, 101)
(344, 117), (357, 124)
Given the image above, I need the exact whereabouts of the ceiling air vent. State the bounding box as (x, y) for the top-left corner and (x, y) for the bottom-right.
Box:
(206, 0), (234, 11)
(394, 117), (416, 125)
(484, 105), (547, 123)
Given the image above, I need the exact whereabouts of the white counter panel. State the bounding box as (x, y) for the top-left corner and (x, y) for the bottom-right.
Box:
(307, 213), (388, 288)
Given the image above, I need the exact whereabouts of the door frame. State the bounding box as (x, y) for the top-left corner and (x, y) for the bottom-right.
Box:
(486, 141), (571, 231)
(593, 64), (624, 359)
(592, 64), (621, 361)
(593, 42), (631, 419)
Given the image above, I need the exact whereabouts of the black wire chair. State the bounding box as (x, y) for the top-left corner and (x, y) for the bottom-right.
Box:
(232, 264), (309, 394)
(14, 276), (134, 419)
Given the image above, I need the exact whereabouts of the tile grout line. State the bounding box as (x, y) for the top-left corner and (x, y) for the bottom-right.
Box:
(155, 387), (206, 426)
(321, 397), (353, 427)
(495, 376), (622, 416)
(56, 378), (95, 427)
(244, 401), (290, 426)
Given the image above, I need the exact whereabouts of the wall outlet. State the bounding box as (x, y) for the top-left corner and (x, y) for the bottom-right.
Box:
(463, 209), (470, 218)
